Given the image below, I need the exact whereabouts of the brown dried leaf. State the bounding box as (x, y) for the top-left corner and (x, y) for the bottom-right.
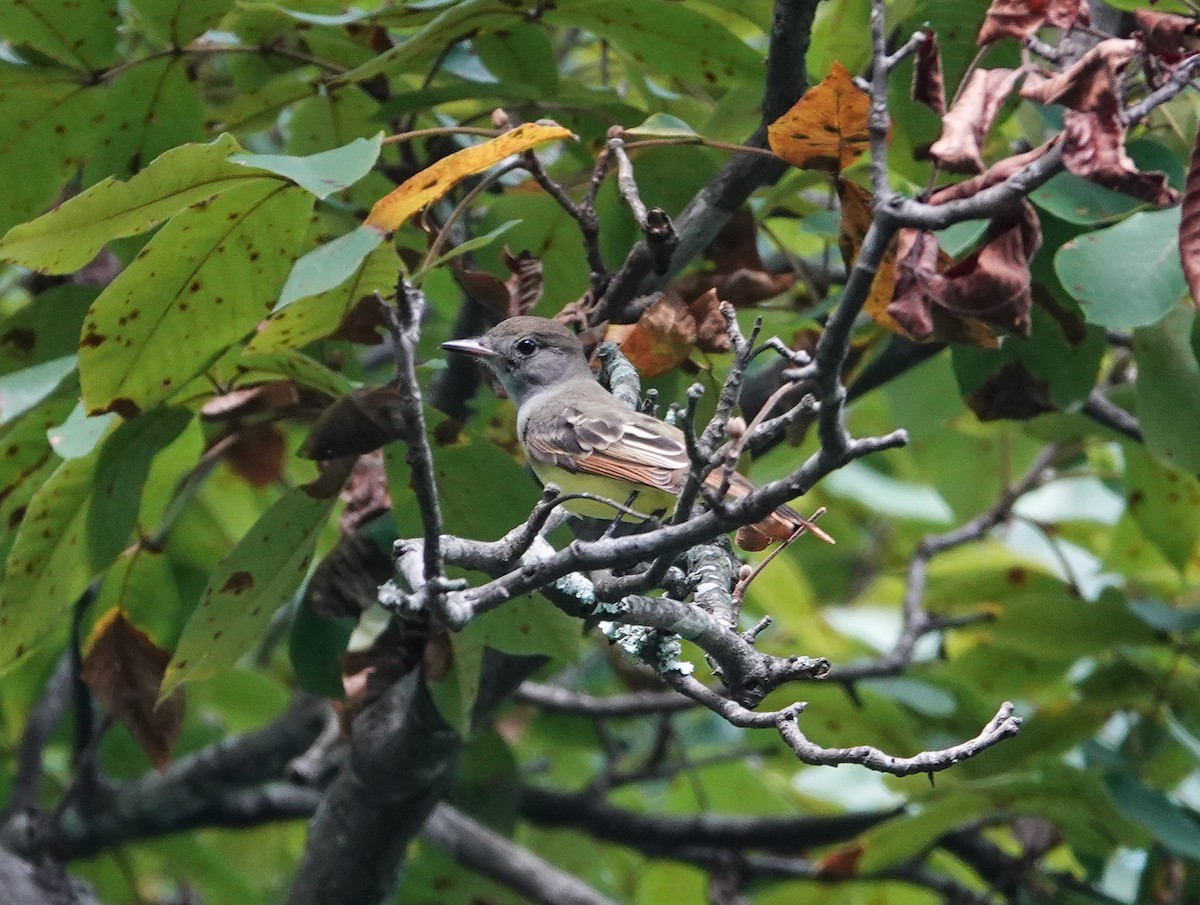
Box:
(81, 609), (184, 772)
(838, 181), (904, 333)
(613, 292), (698, 377)
(225, 423), (286, 487)
(456, 265), (511, 315)
(200, 380), (300, 422)
(966, 360), (1056, 420)
(978, 0), (1087, 45)
(340, 450), (392, 533)
(929, 68), (1026, 173)
(938, 200), (1041, 336)
(1062, 108), (1180, 206)
(707, 208), (765, 273)
(503, 248), (544, 316)
(888, 228), (944, 341)
(1136, 11), (1200, 62)
(689, 288), (731, 353)
(928, 141), (1055, 205)
(303, 386), (409, 460)
(332, 295), (387, 345)
(768, 61), (870, 174)
(913, 29), (946, 115)
(1019, 39), (1138, 112)
(1180, 126), (1200, 312)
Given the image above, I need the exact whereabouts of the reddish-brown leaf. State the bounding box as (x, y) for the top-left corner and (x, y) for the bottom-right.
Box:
(929, 68), (1026, 173)
(966, 360), (1056, 420)
(225, 423), (286, 487)
(1136, 10), (1200, 62)
(332, 295), (388, 345)
(928, 141), (1055, 205)
(706, 208), (765, 274)
(81, 609), (184, 772)
(689, 289), (732, 353)
(199, 380), (300, 422)
(610, 292), (698, 377)
(977, 0), (1087, 45)
(671, 210), (795, 307)
(1180, 126), (1200, 312)
(913, 29), (946, 115)
(1020, 39), (1138, 112)
(339, 450), (392, 534)
(937, 200), (1042, 336)
(768, 61), (870, 174)
(887, 228), (945, 341)
(1061, 108), (1180, 206)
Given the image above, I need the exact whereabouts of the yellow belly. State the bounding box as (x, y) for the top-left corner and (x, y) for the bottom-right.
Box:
(530, 461), (677, 522)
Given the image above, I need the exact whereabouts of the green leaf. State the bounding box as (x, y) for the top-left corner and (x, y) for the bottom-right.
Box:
(1105, 773), (1200, 859)
(276, 224), (385, 311)
(93, 545), (184, 650)
(808, 0), (872, 83)
(0, 355), (76, 425)
(1127, 598), (1200, 634)
(417, 219), (521, 277)
(83, 57), (206, 183)
(0, 0), (118, 69)
(288, 600), (353, 698)
(473, 24), (559, 94)
(248, 242), (400, 353)
(1054, 208), (1186, 329)
(230, 134), (384, 200)
(1030, 172), (1141, 225)
(0, 63), (101, 235)
(160, 487), (337, 698)
(0, 134), (249, 273)
(47, 403), (118, 459)
(235, 348), (356, 398)
(624, 113), (699, 139)
(1134, 301), (1200, 473)
(127, 0), (236, 44)
(78, 180), (313, 417)
(0, 391), (76, 508)
(1124, 445), (1200, 573)
(89, 407), (192, 568)
(0, 451), (106, 671)
(0, 284), (96, 376)
(550, 0), (762, 90)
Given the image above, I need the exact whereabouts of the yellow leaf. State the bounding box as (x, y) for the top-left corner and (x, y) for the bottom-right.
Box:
(768, 61), (870, 174)
(365, 122), (575, 231)
(836, 180), (903, 334)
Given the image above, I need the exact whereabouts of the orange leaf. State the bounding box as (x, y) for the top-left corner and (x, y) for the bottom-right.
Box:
(768, 61), (869, 174)
(609, 293), (698, 378)
(837, 181), (902, 333)
(81, 608), (184, 772)
(365, 123), (575, 231)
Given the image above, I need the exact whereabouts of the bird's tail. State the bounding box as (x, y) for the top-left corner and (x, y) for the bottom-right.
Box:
(706, 470), (834, 552)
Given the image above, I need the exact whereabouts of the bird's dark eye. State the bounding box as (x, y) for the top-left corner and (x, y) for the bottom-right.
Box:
(515, 337), (538, 356)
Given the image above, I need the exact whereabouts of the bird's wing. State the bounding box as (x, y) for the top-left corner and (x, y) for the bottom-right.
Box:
(524, 402), (688, 492)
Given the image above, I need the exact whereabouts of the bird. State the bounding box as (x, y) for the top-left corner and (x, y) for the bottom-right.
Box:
(441, 316), (832, 551)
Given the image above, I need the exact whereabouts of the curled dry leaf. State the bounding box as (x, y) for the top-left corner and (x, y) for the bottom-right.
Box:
(930, 68), (1026, 173)
(1180, 126), (1200, 311)
(332, 294), (388, 345)
(199, 380), (300, 421)
(768, 61), (870, 174)
(339, 450), (392, 534)
(928, 142), (1055, 205)
(1062, 109), (1180, 206)
(608, 291), (698, 377)
(1020, 39), (1138, 113)
(1136, 11), (1200, 62)
(977, 0), (1087, 45)
(912, 29), (946, 116)
(689, 288), (732, 353)
(81, 608), (184, 772)
(839, 180), (903, 333)
(671, 209), (794, 307)
(504, 248), (544, 317)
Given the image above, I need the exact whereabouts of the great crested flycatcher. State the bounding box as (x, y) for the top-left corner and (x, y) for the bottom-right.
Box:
(442, 316), (831, 551)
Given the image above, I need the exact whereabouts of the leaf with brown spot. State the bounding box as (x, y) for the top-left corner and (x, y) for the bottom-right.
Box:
(365, 123), (575, 231)
(160, 486), (336, 699)
(929, 68), (1026, 174)
(82, 608), (184, 772)
(1180, 125), (1200, 312)
(303, 386), (409, 460)
(965, 360), (1056, 421)
(611, 292), (698, 377)
(1019, 39), (1138, 113)
(912, 30), (945, 115)
(768, 61), (870, 174)
(977, 0), (1087, 45)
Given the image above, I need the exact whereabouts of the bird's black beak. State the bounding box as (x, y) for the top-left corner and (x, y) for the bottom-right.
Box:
(440, 337), (497, 359)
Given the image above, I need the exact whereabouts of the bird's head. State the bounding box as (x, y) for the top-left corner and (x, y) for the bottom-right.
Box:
(441, 316), (592, 405)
